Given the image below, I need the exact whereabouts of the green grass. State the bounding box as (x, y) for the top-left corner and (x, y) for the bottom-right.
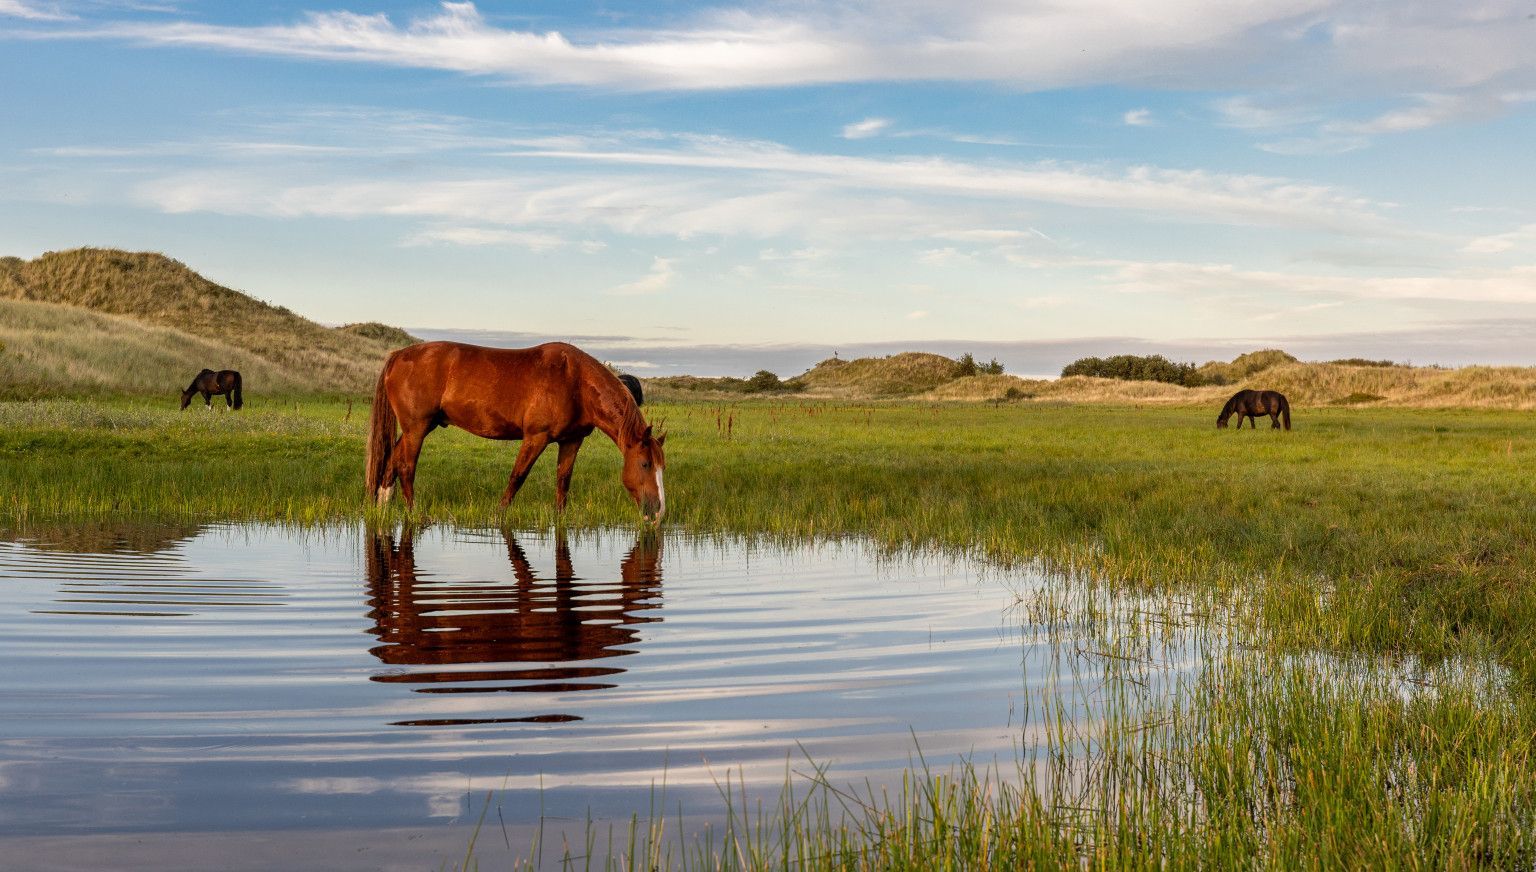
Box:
(5, 396), (1536, 867)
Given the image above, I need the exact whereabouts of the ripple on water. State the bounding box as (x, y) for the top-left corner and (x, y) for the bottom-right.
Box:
(0, 522), (1202, 868)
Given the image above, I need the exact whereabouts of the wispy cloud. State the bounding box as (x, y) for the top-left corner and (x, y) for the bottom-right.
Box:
(1462, 224), (1536, 255)
(0, 0), (75, 20)
(23, 0), (1536, 99)
(1103, 260), (1536, 305)
(1122, 108), (1154, 127)
(840, 117), (890, 139)
(65, 121), (1403, 241)
(610, 256), (675, 295)
(403, 226), (572, 251)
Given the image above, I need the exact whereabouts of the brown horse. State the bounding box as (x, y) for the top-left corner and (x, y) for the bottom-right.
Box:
(180, 369), (242, 410)
(1217, 389), (1291, 430)
(365, 341), (666, 521)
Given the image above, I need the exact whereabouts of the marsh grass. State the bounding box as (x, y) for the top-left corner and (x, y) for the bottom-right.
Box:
(463, 570), (1534, 870)
(7, 396), (1536, 866)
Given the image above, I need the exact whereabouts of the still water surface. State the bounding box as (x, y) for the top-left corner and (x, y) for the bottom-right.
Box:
(0, 523), (1179, 869)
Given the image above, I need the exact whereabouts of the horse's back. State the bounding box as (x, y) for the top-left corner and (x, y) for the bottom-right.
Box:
(383, 341), (600, 438)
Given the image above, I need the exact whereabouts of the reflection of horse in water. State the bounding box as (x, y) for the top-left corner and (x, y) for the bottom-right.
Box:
(364, 527), (662, 724)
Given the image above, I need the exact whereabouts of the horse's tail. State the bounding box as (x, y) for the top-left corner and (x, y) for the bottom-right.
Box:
(230, 372), (243, 410)
(1279, 393), (1291, 431)
(365, 361), (397, 497)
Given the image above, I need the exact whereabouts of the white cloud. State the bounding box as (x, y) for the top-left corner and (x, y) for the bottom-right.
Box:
(1462, 224), (1536, 255)
(917, 247), (973, 265)
(1122, 108), (1154, 127)
(0, 0), (74, 20)
(404, 226), (568, 250)
(30, 0), (1536, 100)
(105, 127), (1399, 242)
(610, 256), (675, 295)
(841, 117), (891, 139)
(1103, 260), (1536, 304)
(1212, 96), (1320, 131)
(905, 310), (928, 320)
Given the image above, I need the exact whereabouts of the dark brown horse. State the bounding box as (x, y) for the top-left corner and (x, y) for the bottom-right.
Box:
(366, 341), (666, 521)
(180, 369), (242, 410)
(1217, 389), (1291, 430)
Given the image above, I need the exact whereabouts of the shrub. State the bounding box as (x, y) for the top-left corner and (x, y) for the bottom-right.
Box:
(746, 370), (785, 393)
(1327, 358), (1401, 368)
(953, 354), (1007, 378)
(1061, 354), (1203, 386)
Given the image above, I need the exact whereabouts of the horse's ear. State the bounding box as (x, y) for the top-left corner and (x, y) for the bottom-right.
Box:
(643, 424), (653, 440)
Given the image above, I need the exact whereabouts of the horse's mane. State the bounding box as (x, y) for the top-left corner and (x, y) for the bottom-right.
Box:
(586, 364), (650, 445)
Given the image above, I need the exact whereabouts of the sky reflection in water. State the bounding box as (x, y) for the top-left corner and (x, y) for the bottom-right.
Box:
(0, 522), (1193, 867)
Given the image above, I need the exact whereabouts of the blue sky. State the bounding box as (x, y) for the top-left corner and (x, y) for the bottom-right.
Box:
(3, 1), (1536, 375)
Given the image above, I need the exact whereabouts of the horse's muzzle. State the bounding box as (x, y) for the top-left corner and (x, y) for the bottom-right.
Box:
(641, 496), (663, 524)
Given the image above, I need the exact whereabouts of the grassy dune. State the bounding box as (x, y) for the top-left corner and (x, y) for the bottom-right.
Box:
(0, 298), (329, 399)
(925, 359), (1536, 408)
(0, 248), (413, 395)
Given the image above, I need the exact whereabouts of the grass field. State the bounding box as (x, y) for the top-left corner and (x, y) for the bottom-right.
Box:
(3, 395), (1535, 866)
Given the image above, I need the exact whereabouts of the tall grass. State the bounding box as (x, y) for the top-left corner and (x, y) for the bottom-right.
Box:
(468, 569), (1534, 870)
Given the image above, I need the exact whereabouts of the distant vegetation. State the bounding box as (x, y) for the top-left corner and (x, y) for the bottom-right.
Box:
(1061, 353), (1204, 386)
(0, 248), (417, 398)
(1326, 357), (1404, 368)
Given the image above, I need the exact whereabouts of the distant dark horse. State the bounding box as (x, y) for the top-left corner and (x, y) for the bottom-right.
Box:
(617, 373), (644, 407)
(180, 369), (242, 410)
(1217, 389), (1290, 430)
(366, 341), (666, 522)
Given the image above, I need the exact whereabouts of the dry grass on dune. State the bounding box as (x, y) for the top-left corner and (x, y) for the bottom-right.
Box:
(918, 359), (1536, 409)
(795, 352), (960, 397)
(0, 298), (320, 399)
(0, 248), (415, 392)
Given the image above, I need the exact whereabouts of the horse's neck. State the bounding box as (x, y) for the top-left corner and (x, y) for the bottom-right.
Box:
(588, 384), (645, 448)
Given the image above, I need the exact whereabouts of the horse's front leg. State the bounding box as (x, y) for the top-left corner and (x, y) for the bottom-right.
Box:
(554, 439), (584, 513)
(203, 391), (213, 411)
(500, 433), (551, 508)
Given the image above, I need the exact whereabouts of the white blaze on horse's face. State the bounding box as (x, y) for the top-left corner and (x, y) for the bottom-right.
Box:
(654, 465), (665, 519)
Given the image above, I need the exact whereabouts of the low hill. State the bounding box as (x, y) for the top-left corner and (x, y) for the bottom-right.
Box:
(650, 348), (1536, 409)
(795, 352), (961, 397)
(0, 248), (417, 397)
(924, 354), (1536, 409)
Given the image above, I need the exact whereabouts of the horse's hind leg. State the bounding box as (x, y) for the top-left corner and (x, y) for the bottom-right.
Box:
(1270, 410), (1281, 429)
(392, 419), (434, 509)
(500, 433), (551, 509)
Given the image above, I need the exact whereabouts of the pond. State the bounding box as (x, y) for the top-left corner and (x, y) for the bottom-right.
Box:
(0, 523), (1196, 870)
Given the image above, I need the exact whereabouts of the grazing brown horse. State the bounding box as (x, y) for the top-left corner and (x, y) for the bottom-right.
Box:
(1217, 389), (1291, 430)
(180, 369), (242, 410)
(366, 341), (666, 521)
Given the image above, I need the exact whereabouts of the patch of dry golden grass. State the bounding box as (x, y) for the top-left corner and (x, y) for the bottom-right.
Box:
(0, 248), (414, 392)
(918, 362), (1536, 409)
(2, 297), (345, 399)
(796, 352), (959, 397)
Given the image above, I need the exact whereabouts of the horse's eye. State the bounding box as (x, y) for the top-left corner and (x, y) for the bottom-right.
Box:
(641, 461), (651, 469)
